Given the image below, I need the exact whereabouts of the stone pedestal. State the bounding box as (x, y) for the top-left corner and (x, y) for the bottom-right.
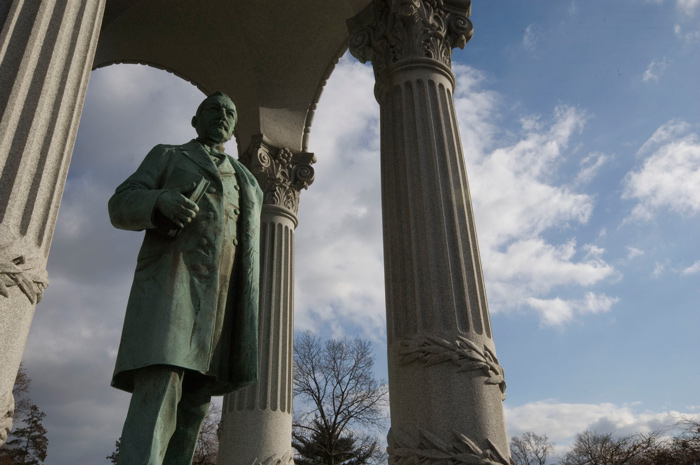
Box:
(348, 1), (511, 463)
(0, 0), (105, 444)
(218, 136), (315, 465)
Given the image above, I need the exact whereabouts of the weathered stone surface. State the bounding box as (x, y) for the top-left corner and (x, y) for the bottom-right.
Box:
(348, 1), (511, 462)
(218, 136), (314, 465)
(2, 0), (509, 460)
(388, 426), (512, 465)
(0, 380), (14, 444)
(0, 0), (105, 444)
(0, 231), (49, 304)
(240, 135), (316, 215)
(348, 0), (473, 76)
(94, 1), (372, 153)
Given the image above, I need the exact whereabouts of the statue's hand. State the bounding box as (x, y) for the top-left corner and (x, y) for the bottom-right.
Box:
(156, 182), (200, 229)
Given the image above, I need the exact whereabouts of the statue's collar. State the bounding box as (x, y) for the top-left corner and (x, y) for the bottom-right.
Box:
(195, 138), (226, 155)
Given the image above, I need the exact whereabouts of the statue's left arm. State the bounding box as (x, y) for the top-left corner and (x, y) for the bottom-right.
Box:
(108, 144), (172, 231)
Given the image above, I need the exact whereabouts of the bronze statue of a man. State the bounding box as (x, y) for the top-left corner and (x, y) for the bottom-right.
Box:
(108, 92), (262, 464)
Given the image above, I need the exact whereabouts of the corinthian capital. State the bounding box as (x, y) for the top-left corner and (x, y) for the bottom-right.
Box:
(240, 135), (316, 214)
(348, 0), (473, 74)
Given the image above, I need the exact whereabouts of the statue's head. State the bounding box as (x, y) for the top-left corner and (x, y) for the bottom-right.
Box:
(192, 92), (237, 147)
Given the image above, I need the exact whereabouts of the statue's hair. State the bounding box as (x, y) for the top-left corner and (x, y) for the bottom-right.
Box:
(195, 91), (237, 126)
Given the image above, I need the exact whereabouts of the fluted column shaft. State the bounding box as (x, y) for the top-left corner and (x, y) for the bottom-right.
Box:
(349, 1), (511, 463)
(218, 135), (315, 465)
(0, 0), (105, 444)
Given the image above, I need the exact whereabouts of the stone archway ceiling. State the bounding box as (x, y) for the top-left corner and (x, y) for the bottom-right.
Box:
(94, 0), (372, 153)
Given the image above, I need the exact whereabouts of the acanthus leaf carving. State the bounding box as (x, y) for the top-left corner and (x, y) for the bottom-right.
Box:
(399, 335), (506, 400)
(388, 426), (513, 465)
(0, 392), (14, 446)
(251, 449), (294, 465)
(240, 137), (316, 214)
(0, 234), (49, 304)
(348, 0), (473, 75)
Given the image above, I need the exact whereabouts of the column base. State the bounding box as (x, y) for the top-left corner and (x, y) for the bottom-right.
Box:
(218, 409), (293, 465)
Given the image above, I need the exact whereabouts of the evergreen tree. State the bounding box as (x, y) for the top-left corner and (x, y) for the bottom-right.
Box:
(0, 366), (48, 464)
(2, 406), (48, 465)
(106, 439), (120, 464)
(293, 420), (381, 465)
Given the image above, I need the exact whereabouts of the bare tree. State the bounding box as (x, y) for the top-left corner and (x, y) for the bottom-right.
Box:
(293, 332), (388, 465)
(107, 403), (221, 464)
(638, 418), (700, 465)
(560, 430), (657, 465)
(192, 403), (220, 465)
(510, 432), (554, 465)
(11, 366), (32, 422)
(671, 418), (700, 464)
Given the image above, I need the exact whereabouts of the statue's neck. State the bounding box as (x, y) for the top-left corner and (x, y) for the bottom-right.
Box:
(196, 137), (225, 154)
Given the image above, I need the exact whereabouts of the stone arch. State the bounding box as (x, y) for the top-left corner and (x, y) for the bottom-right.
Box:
(1, 1), (512, 463)
(93, 0), (361, 153)
(0, 2), (367, 459)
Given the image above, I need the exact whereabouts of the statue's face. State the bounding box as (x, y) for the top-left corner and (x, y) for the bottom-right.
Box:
(193, 95), (237, 145)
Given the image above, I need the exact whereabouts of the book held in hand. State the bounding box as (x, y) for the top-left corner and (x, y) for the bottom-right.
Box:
(167, 177), (211, 238)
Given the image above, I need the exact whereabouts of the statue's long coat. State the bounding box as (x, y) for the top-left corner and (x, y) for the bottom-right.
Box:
(108, 140), (262, 395)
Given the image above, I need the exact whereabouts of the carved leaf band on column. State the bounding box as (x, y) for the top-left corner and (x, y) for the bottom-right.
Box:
(0, 234), (49, 304)
(251, 449), (294, 465)
(399, 335), (506, 399)
(240, 138), (316, 214)
(1, 392), (14, 445)
(388, 426), (513, 465)
(348, 0), (474, 74)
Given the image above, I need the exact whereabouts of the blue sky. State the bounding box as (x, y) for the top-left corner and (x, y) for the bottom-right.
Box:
(13, 1), (700, 463)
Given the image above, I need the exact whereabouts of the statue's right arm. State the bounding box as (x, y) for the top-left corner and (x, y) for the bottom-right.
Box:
(108, 145), (170, 231)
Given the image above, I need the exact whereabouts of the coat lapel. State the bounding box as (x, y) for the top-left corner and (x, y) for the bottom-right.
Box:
(180, 140), (221, 180)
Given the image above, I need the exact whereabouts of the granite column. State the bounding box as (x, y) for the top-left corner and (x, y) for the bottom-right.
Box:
(218, 135), (315, 465)
(348, 1), (511, 463)
(0, 0), (105, 444)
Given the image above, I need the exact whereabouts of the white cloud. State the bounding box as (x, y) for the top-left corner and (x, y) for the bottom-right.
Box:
(526, 292), (617, 327)
(526, 297), (574, 326)
(682, 260), (700, 274)
(455, 97), (617, 321)
(466, 106), (591, 248)
(295, 57), (385, 339)
(298, 60), (618, 332)
(653, 262), (665, 277)
(576, 152), (609, 184)
(580, 291), (619, 314)
(523, 24), (539, 52)
(22, 276), (132, 464)
(642, 59), (667, 83)
(623, 120), (700, 220)
(583, 244), (605, 259)
(677, 0), (700, 15)
(626, 247), (645, 259)
(453, 66), (501, 159)
(636, 119), (691, 157)
(505, 400), (700, 450)
(674, 23), (700, 42)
